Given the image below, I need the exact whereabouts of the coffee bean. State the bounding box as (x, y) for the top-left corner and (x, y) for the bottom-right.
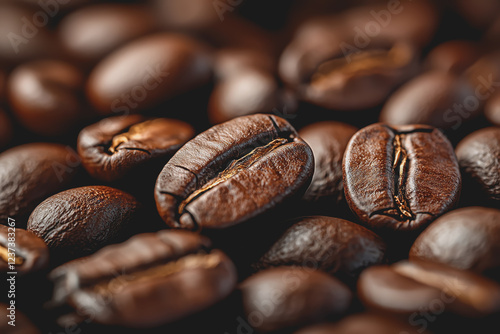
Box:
(293, 312), (431, 334)
(208, 68), (296, 124)
(151, 0), (220, 30)
(0, 143), (78, 225)
(77, 115), (194, 182)
(343, 123), (461, 233)
(49, 230), (237, 328)
(1, 302), (40, 334)
(456, 127), (500, 204)
(27, 185), (140, 263)
(0, 225), (48, 276)
(0, 108), (13, 150)
(299, 121), (358, 204)
(7, 60), (85, 136)
(240, 267), (352, 332)
(380, 72), (478, 129)
(485, 93), (500, 126)
(214, 48), (275, 81)
(424, 40), (482, 74)
(410, 207), (500, 277)
(255, 216), (386, 281)
(87, 33), (212, 115)
(59, 4), (158, 67)
(155, 114), (314, 230)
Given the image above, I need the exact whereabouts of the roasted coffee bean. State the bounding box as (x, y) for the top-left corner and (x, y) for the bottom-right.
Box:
(0, 108), (13, 150)
(343, 123), (461, 233)
(87, 33), (212, 115)
(0, 3), (58, 67)
(77, 115), (194, 182)
(456, 127), (500, 204)
(208, 69), (296, 124)
(299, 122), (357, 204)
(151, 0), (220, 30)
(240, 267), (352, 332)
(0, 225), (49, 276)
(485, 93), (500, 126)
(410, 207), (500, 276)
(454, 0), (500, 29)
(155, 114), (314, 230)
(255, 216), (386, 281)
(7, 60), (85, 136)
(358, 261), (500, 317)
(0, 143), (78, 225)
(59, 4), (158, 67)
(214, 48), (275, 81)
(293, 312), (431, 334)
(27, 185), (140, 263)
(49, 230), (237, 328)
(424, 41), (482, 74)
(1, 303), (40, 334)
(379, 72), (477, 130)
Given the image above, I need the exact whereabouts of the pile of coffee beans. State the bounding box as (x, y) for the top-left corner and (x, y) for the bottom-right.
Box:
(1, 1), (500, 333)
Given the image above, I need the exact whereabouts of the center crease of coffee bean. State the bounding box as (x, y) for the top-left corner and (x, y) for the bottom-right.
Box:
(392, 134), (415, 221)
(108, 120), (156, 154)
(178, 137), (289, 215)
(0, 245), (24, 265)
(92, 252), (221, 295)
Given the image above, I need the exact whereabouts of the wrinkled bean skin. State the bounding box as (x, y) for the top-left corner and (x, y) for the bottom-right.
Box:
(7, 60), (85, 136)
(59, 4), (158, 67)
(0, 225), (49, 276)
(49, 230), (237, 328)
(240, 267), (352, 332)
(380, 72), (477, 129)
(0, 143), (78, 225)
(155, 114), (314, 230)
(343, 123), (461, 233)
(410, 207), (500, 276)
(456, 127), (500, 205)
(299, 122), (357, 204)
(27, 186), (140, 263)
(87, 33), (213, 115)
(77, 115), (194, 182)
(255, 216), (386, 281)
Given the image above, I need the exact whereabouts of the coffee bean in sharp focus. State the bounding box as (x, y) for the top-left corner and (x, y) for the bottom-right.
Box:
(0, 143), (78, 225)
(456, 127), (500, 205)
(49, 230), (237, 328)
(0, 225), (49, 276)
(77, 115), (194, 182)
(59, 4), (158, 67)
(27, 185), (141, 264)
(155, 114), (314, 230)
(87, 33), (213, 115)
(379, 71), (478, 130)
(7, 60), (86, 136)
(343, 123), (461, 234)
(298, 121), (358, 205)
(240, 267), (352, 332)
(410, 207), (500, 278)
(254, 216), (386, 281)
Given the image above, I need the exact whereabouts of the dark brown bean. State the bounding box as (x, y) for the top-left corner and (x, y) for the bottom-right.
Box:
(424, 40), (482, 74)
(410, 207), (500, 276)
(255, 216), (386, 280)
(0, 225), (49, 276)
(0, 143), (78, 225)
(7, 60), (85, 136)
(49, 230), (237, 328)
(77, 115), (194, 182)
(299, 122), (358, 204)
(485, 92), (500, 126)
(380, 72), (478, 130)
(27, 185), (140, 263)
(456, 127), (500, 204)
(214, 48), (275, 81)
(155, 114), (314, 230)
(343, 123), (461, 233)
(59, 4), (158, 67)
(87, 33), (212, 115)
(240, 267), (352, 332)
